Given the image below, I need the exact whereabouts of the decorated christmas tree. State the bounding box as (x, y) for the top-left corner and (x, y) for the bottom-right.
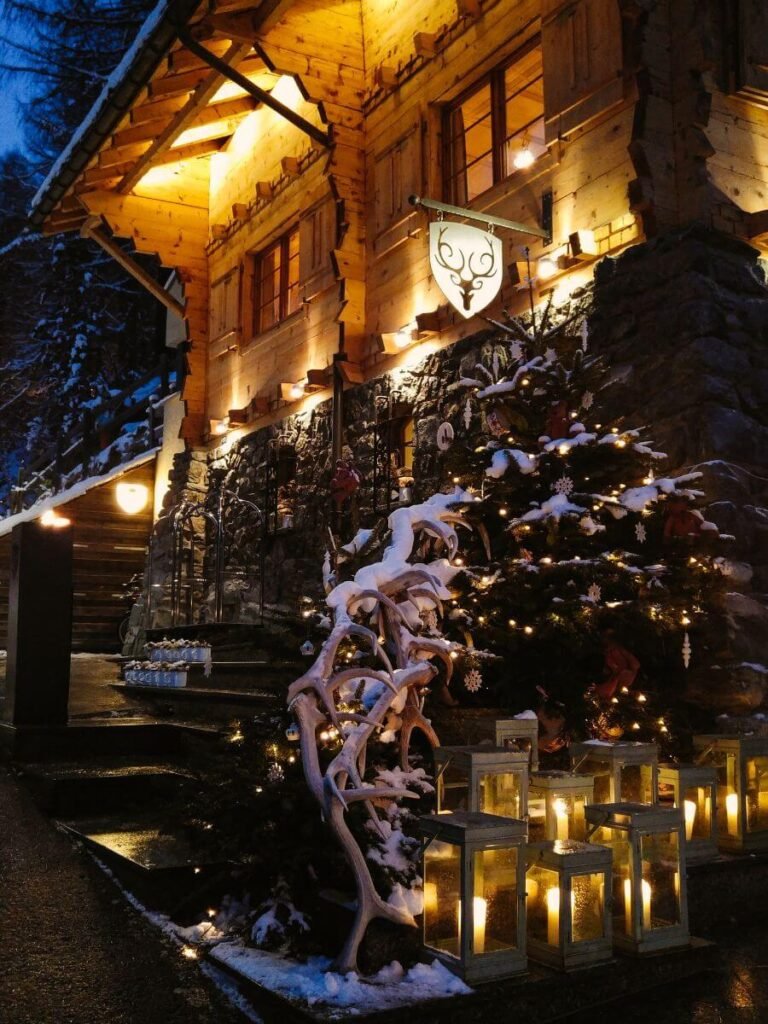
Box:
(436, 292), (727, 754)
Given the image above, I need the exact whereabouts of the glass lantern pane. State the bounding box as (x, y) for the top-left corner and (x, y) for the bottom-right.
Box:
(683, 785), (711, 840)
(424, 839), (461, 958)
(593, 825), (631, 936)
(746, 757), (768, 832)
(640, 832), (681, 930)
(526, 864), (560, 946)
(528, 794), (547, 841)
(473, 846), (518, 953)
(439, 761), (469, 813)
(571, 872), (605, 943)
(713, 752), (739, 837)
(620, 763), (653, 803)
(479, 771), (520, 818)
(590, 763), (612, 804)
(501, 735), (533, 760)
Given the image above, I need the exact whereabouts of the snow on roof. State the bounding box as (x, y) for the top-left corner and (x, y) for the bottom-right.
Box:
(29, 0), (202, 228)
(0, 448), (158, 539)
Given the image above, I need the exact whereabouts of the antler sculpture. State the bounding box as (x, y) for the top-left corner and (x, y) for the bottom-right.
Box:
(288, 490), (476, 973)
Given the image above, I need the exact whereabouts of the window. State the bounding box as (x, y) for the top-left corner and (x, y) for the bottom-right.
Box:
(443, 43), (545, 204)
(254, 226), (300, 334)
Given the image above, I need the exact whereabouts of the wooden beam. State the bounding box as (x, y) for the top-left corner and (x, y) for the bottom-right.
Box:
(80, 216), (185, 319)
(118, 41), (251, 194)
(177, 29), (330, 148)
(114, 96), (256, 147)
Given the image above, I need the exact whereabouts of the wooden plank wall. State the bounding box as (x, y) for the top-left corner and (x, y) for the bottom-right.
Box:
(0, 462), (155, 654)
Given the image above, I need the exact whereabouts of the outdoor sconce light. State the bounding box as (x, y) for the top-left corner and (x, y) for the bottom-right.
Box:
(570, 741), (659, 805)
(512, 135), (535, 171)
(209, 417), (230, 436)
(115, 482), (149, 516)
(569, 229), (599, 261)
(495, 715), (539, 770)
(586, 803), (690, 955)
(528, 770), (595, 842)
(525, 840), (613, 970)
(40, 508), (71, 528)
(536, 256), (558, 281)
(434, 745), (529, 819)
(658, 763), (718, 863)
(693, 735), (768, 853)
(419, 811), (528, 982)
(278, 381), (306, 402)
(379, 327), (416, 354)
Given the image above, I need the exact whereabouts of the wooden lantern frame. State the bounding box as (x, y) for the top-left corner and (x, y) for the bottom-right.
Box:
(525, 840), (613, 970)
(434, 745), (529, 819)
(570, 741), (659, 805)
(419, 811), (528, 982)
(658, 762), (718, 863)
(693, 734), (768, 853)
(585, 802), (690, 955)
(495, 716), (540, 770)
(528, 770), (595, 842)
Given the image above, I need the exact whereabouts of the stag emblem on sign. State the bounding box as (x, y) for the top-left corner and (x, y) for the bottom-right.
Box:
(429, 221), (503, 319)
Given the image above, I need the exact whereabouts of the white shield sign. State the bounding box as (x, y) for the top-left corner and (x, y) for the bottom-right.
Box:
(429, 221), (503, 319)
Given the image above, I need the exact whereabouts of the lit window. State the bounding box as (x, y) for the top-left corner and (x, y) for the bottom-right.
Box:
(443, 42), (545, 204)
(254, 226), (300, 334)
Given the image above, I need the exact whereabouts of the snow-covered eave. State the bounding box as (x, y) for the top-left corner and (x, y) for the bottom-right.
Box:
(0, 448), (159, 540)
(28, 0), (202, 231)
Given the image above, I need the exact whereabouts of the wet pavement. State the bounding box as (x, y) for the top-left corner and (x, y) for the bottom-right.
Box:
(0, 764), (248, 1024)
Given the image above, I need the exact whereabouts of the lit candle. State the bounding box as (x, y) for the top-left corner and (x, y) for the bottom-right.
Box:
(641, 879), (652, 929)
(623, 878), (632, 935)
(726, 791), (739, 835)
(546, 886), (560, 946)
(423, 882), (438, 916)
(684, 799), (697, 841)
(553, 798), (569, 840)
(473, 896), (487, 954)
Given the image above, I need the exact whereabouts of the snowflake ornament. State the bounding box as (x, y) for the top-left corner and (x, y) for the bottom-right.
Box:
(581, 390), (594, 410)
(544, 347), (557, 364)
(267, 762), (285, 783)
(587, 583), (602, 603)
(554, 475), (574, 496)
(464, 667), (483, 694)
(635, 522), (647, 544)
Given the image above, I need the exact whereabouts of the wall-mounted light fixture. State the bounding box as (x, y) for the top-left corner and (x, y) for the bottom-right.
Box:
(379, 326), (417, 355)
(115, 482), (149, 516)
(512, 134), (535, 171)
(40, 509), (71, 528)
(569, 229), (599, 261)
(209, 417), (230, 437)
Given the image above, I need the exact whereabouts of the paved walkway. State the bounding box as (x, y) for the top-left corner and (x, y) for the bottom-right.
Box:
(0, 766), (247, 1024)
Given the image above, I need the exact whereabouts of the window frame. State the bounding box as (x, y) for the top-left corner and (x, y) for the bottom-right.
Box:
(252, 224), (300, 337)
(442, 38), (543, 205)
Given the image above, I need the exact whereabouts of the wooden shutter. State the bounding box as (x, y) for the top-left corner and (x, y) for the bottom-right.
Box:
(209, 265), (241, 359)
(299, 196), (335, 301)
(373, 123), (421, 250)
(541, 0), (625, 142)
(734, 0), (768, 106)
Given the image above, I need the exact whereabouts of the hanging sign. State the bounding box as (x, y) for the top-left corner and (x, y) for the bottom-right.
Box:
(429, 221), (503, 319)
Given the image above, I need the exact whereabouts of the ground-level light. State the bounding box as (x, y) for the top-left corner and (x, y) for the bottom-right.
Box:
(586, 802), (689, 955)
(570, 740), (659, 805)
(526, 840), (613, 970)
(693, 734), (768, 853)
(434, 745), (529, 820)
(419, 811), (528, 982)
(658, 763), (718, 863)
(528, 770), (594, 842)
(495, 715), (539, 770)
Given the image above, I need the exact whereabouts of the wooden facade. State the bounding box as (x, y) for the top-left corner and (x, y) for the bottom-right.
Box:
(32, 0), (768, 449)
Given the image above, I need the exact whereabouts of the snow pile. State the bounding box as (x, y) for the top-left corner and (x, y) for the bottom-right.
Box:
(210, 946), (471, 1013)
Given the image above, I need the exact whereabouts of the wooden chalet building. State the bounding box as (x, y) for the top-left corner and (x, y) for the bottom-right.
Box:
(27, 0), (768, 642)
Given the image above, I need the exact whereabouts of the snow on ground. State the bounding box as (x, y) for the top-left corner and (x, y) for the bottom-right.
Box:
(211, 945), (471, 1016)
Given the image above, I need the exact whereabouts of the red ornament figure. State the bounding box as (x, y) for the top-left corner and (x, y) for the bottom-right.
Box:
(663, 494), (703, 542)
(544, 400), (569, 441)
(594, 629), (640, 700)
(330, 459), (362, 509)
